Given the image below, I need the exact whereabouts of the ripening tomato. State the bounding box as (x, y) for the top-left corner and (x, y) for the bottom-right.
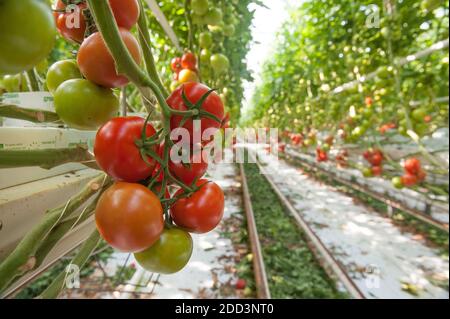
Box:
(404, 158), (421, 175)
(77, 29), (141, 88)
(171, 179), (224, 234)
(94, 117), (159, 182)
(169, 150), (209, 186)
(134, 227), (193, 274)
(181, 51), (197, 71)
(178, 69), (199, 84)
(0, 0), (56, 76)
(95, 182), (164, 253)
(168, 83), (225, 143)
(46, 60), (82, 93)
(55, 1), (87, 43)
(171, 57), (182, 73)
(109, 0), (140, 30)
(401, 174), (418, 187)
(54, 79), (119, 130)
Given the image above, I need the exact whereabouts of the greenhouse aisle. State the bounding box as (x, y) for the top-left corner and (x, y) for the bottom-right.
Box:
(246, 145), (449, 299)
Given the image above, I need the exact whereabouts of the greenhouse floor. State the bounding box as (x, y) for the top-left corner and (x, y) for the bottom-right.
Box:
(248, 145), (449, 299)
(59, 148), (448, 299)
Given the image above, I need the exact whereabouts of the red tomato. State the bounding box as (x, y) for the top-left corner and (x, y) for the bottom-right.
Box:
(365, 96), (373, 106)
(169, 149), (209, 186)
(171, 57), (182, 73)
(94, 117), (159, 182)
(55, 1), (87, 43)
(371, 166), (383, 176)
(54, 0), (139, 43)
(236, 279), (247, 290)
(109, 0), (140, 30)
(95, 182), (164, 253)
(181, 51), (197, 71)
(316, 148), (328, 162)
(171, 179), (224, 234)
(404, 158), (421, 175)
(168, 83), (224, 143)
(77, 29), (141, 88)
(424, 115), (432, 123)
(370, 153), (384, 166)
(401, 174), (418, 187)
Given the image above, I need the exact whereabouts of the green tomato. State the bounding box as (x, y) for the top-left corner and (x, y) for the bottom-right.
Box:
(223, 24), (235, 37)
(134, 228), (193, 275)
(54, 79), (119, 130)
(192, 13), (206, 25)
(414, 123), (428, 137)
(199, 32), (213, 49)
(210, 53), (229, 74)
(2, 74), (29, 93)
(191, 0), (209, 16)
(392, 177), (404, 189)
(321, 143), (331, 152)
(0, 0), (56, 76)
(204, 8), (223, 26)
(46, 60), (82, 94)
(200, 49), (212, 65)
(411, 108), (427, 122)
(362, 167), (373, 178)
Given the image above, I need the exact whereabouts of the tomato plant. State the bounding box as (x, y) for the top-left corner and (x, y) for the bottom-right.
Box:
(171, 179), (225, 234)
(95, 182), (164, 253)
(94, 117), (160, 182)
(134, 227), (193, 274)
(0, 0), (55, 76)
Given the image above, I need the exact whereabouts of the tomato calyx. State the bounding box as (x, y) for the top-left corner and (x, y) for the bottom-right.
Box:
(179, 86), (223, 125)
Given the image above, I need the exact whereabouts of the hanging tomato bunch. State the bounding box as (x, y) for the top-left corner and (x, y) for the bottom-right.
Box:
(46, 0), (228, 275)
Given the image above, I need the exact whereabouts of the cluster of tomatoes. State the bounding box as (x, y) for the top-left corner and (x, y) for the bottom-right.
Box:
(170, 51), (199, 89)
(45, 0), (144, 130)
(392, 158), (427, 189)
(51, 1), (227, 274)
(362, 149), (384, 177)
(92, 83), (226, 274)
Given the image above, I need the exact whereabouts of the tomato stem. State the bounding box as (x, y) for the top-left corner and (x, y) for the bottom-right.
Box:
(136, 0), (169, 98)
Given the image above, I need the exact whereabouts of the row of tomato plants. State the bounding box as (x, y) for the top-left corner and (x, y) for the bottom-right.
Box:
(0, 0), (255, 296)
(244, 0), (448, 193)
